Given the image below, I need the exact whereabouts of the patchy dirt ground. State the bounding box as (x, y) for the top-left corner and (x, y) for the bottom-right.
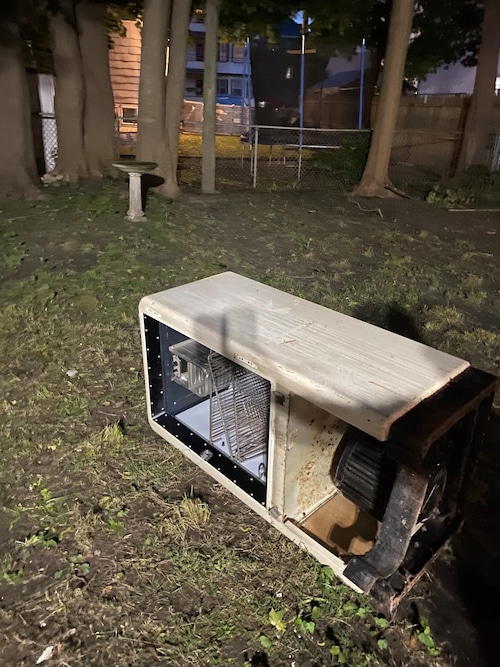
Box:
(0, 181), (499, 667)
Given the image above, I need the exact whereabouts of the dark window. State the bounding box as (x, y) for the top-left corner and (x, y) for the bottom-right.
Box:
(195, 42), (204, 61)
(218, 43), (229, 62)
(231, 79), (242, 97)
(195, 80), (203, 96)
(217, 78), (229, 95)
(122, 107), (137, 124)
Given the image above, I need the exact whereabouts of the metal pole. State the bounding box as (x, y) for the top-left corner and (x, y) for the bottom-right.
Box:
(246, 37), (251, 130)
(240, 42), (245, 128)
(253, 126), (259, 187)
(358, 38), (366, 130)
(298, 13), (306, 182)
(240, 39), (250, 130)
(299, 20), (305, 130)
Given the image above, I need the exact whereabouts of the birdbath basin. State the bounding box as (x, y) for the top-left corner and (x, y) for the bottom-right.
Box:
(113, 160), (158, 222)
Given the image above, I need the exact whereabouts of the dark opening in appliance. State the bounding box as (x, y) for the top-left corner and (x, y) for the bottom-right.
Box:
(143, 315), (270, 505)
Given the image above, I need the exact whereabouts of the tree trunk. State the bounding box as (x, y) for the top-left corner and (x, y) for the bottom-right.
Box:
(456, 0), (500, 172)
(158, 0), (191, 198)
(77, 1), (117, 176)
(49, 2), (88, 181)
(201, 0), (219, 194)
(352, 0), (414, 197)
(0, 20), (40, 196)
(364, 49), (384, 129)
(136, 0), (171, 163)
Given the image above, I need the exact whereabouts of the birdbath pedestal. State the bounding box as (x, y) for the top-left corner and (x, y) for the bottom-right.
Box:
(113, 161), (158, 222)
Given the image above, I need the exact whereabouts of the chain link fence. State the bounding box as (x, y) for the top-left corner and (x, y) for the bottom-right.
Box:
(230, 126), (371, 191)
(181, 102), (252, 136)
(40, 112), (58, 173)
(389, 129), (461, 194)
(211, 126), (460, 193)
(114, 118), (463, 193)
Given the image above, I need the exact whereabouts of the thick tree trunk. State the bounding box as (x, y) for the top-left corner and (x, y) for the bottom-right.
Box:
(456, 0), (500, 172)
(49, 2), (88, 180)
(77, 2), (117, 176)
(158, 0), (191, 198)
(136, 0), (171, 163)
(201, 0), (219, 194)
(352, 0), (414, 197)
(0, 21), (40, 196)
(364, 50), (384, 128)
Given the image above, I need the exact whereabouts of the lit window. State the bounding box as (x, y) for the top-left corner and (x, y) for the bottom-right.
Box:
(232, 44), (245, 62)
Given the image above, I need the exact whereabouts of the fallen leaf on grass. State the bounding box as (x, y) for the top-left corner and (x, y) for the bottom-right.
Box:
(36, 646), (54, 664)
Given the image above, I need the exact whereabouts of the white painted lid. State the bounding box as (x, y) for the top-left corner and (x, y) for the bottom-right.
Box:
(140, 272), (469, 441)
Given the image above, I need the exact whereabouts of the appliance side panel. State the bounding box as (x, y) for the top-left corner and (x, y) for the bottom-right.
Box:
(266, 385), (291, 519)
(284, 395), (347, 521)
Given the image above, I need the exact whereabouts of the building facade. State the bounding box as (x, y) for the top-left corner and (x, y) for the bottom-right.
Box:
(185, 11), (251, 103)
(108, 15), (252, 126)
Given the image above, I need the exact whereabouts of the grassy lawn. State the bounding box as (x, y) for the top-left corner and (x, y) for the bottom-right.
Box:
(0, 180), (499, 666)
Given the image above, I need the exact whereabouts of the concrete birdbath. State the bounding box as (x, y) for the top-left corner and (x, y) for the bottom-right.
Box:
(113, 160), (158, 222)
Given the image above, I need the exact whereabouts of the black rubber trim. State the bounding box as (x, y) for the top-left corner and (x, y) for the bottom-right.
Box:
(154, 412), (266, 505)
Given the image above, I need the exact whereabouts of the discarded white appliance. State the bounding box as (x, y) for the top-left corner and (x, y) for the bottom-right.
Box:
(139, 272), (497, 612)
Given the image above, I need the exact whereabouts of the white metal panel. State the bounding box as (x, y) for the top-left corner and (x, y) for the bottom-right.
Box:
(140, 272), (469, 441)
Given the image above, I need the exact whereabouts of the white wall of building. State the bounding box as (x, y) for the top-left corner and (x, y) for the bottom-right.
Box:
(418, 54), (500, 95)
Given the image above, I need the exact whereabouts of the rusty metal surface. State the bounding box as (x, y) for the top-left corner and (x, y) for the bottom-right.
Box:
(284, 394), (347, 520)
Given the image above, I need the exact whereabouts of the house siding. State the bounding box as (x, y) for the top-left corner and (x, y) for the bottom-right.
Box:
(109, 21), (142, 113)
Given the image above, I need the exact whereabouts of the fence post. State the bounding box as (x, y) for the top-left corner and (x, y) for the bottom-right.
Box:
(253, 126), (259, 188)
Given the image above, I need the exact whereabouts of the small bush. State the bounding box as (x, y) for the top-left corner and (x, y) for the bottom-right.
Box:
(426, 166), (500, 207)
(310, 135), (369, 185)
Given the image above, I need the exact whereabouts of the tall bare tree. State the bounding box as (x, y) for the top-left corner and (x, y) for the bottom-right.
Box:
(49, 0), (117, 181)
(77, 1), (117, 176)
(158, 0), (191, 198)
(352, 0), (414, 197)
(0, 19), (40, 196)
(201, 0), (219, 194)
(136, 0), (171, 163)
(49, 1), (88, 180)
(456, 0), (500, 171)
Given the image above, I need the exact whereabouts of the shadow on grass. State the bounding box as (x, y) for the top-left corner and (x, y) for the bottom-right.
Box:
(453, 408), (500, 667)
(354, 300), (500, 666)
(352, 301), (423, 343)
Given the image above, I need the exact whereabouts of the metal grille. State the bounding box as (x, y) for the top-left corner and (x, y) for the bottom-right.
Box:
(208, 353), (270, 462)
